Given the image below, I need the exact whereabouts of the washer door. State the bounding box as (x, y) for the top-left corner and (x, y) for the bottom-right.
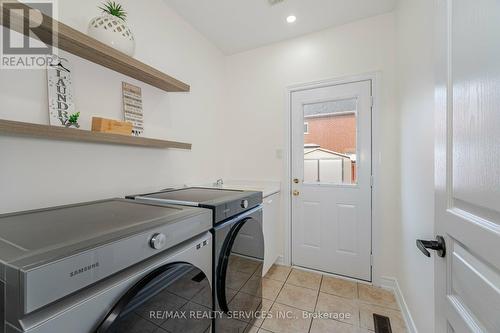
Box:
(217, 211), (264, 317)
(97, 262), (211, 333)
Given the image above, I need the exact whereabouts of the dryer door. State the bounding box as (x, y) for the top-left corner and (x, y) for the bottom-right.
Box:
(97, 262), (211, 333)
(216, 208), (264, 317)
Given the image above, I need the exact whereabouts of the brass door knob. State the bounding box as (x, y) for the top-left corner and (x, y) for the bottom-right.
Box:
(293, 190), (300, 196)
(293, 178), (300, 184)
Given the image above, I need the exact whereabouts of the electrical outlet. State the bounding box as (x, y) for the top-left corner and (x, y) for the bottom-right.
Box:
(276, 149), (283, 159)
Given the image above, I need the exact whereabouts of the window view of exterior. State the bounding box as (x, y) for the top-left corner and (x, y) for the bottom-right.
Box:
(303, 98), (357, 184)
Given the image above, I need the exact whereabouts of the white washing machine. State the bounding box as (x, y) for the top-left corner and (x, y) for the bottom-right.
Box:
(0, 199), (213, 333)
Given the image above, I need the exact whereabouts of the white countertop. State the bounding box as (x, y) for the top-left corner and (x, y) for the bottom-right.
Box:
(201, 180), (281, 198)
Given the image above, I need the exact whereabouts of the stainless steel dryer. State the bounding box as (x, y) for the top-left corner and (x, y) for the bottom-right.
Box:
(0, 199), (213, 333)
(127, 187), (265, 333)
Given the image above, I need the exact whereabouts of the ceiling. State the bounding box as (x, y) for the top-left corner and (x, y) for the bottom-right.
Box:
(164, 0), (397, 54)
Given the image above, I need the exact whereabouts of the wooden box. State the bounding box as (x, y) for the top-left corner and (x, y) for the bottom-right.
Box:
(91, 117), (133, 136)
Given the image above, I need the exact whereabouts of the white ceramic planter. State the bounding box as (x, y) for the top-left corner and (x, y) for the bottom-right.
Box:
(88, 14), (135, 56)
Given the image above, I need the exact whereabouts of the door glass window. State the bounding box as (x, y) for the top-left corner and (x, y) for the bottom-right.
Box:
(103, 264), (211, 333)
(303, 98), (357, 185)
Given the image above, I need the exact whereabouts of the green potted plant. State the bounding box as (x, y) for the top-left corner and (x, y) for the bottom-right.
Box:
(65, 112), (80, 128)
(87, 1), (135, 56)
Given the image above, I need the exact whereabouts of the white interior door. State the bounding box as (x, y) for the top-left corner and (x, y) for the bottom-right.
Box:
(435, 0), (500, 331)
(291, 80), (372, 281)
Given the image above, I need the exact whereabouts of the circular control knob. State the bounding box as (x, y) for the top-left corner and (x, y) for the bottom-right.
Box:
(150, 233), (167, 250)
(241, 199), (249, 209)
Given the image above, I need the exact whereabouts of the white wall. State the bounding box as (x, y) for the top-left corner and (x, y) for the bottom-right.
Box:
(0, 0), (226, 213)
(222, 13), (400, 282)
(395, 0), (436, 331)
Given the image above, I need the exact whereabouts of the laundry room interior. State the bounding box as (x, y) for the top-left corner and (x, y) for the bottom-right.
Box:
(0, 0), (498, 332)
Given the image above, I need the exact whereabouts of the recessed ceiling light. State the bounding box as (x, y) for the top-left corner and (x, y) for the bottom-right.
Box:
(286, 15), (296, 23)
(268, 0), (285, 6)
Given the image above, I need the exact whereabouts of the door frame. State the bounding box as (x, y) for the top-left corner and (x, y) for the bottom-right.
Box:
(434, 1), (447, 330)
(282, 72), (382, 284)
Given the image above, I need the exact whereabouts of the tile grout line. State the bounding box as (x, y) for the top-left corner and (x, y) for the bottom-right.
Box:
(356, 282), (362, 330)
(313, 275), (363, 329)
(273, 266), (292, 298)
(272, 267), (291, 303)
(307, 274), (324, 333)
(357, 283), (408, 331)
(260, 266), (292, 332)
(230, 262), (266, 332)
(358, 284), (403, 312)
(264, 268), (405, 332)
(274, 267), (310, 333)
(264, 269), (406, 333)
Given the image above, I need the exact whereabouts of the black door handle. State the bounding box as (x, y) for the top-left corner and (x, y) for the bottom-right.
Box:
(416, 236), (446, 257)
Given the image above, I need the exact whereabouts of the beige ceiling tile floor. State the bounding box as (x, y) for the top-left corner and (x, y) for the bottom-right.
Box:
(276, 284), (319, 312)
(309, 318), (355, 333)
(286, 269), (322, 290)
(191, 284), (212, 308)
(261, 302), (312, 333)
(354, 328), (372, 333)
(227, 270), (254, 291)
(262, 278), (285, 301)
(265, 264), (292, 282)
(245, 326), (273, 333)
(245, 326), (259, 333)
(358, 284), (399, 310)
(315, 292), (359, 326)
(241, 275), (285, 301)
(230, 255), (262, 275)
(226, 288), (238, 304)
(216, 314), (249, 333)
(229, 292), (263, 323)
(253, 298), (274, 327)
(359, 303), (407, 332)
(225, 265), (407, 333)
(320, 275), (358, 299)
(241, 274), (260, 291)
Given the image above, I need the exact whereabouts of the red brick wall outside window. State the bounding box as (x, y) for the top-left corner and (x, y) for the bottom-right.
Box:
(304, 113), (356, 155)
(304, 113), (357, 183)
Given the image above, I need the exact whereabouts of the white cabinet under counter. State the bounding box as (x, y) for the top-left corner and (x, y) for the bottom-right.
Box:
(262, 191), (281, 275)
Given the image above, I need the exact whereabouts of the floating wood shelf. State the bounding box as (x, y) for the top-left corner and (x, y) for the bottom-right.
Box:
(0, 119), (192, 150)
(0, 0), (190, 92)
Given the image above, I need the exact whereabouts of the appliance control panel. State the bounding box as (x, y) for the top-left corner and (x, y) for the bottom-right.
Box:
(216, 191), (261, 223)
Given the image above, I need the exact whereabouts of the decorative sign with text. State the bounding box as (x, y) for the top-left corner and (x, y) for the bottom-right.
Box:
(47, 56), (79, 127)
(122, 82), (143, 136)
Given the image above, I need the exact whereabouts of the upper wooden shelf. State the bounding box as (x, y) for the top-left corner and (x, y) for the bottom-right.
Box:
(0, 119), (192, 149)
(0, 0), (190, 92)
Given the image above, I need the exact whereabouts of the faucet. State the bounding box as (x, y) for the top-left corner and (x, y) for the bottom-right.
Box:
(215, 178), (224, 186)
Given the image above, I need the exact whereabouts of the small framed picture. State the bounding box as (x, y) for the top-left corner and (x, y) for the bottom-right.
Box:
(122, 82), (144, 136)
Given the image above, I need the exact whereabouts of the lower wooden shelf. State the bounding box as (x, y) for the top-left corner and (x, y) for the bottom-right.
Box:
(0, 119), (191, 150)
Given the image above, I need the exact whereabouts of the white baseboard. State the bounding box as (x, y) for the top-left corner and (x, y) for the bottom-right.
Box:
(379, 277), (418, 333)
(275, 255), (285, 265)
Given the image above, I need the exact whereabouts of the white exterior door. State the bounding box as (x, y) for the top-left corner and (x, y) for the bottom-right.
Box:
(291, 80), (372, 281)
(435, 0), (500, 331)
